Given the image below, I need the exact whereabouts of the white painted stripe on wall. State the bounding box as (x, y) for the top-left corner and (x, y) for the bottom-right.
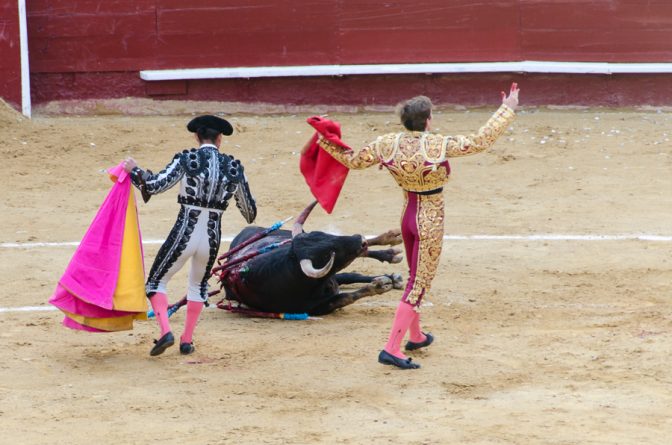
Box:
(140, 61), (672, 81)
(17, 0), (31, 118)
(2, 234), (672, 249)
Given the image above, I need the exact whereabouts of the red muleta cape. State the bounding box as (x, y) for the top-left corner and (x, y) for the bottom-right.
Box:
(300, 116), (351, 214)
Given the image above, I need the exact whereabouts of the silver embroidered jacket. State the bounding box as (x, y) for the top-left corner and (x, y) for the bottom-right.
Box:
(130, 144), (256, 223)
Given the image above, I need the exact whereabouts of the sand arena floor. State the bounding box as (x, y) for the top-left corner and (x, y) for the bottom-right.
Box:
(0, 99), (671, 444)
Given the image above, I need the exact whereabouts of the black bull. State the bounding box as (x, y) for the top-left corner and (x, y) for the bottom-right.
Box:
(215, 205), (405, 316)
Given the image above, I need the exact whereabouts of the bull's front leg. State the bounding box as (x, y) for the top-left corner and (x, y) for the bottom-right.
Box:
(361, 248), (403, 264)
(310, 274), (402, 315)
(366, 229), (402, 246)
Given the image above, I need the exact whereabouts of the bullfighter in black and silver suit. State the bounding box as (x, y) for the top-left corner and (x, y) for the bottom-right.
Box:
(123, 115), (256, 356)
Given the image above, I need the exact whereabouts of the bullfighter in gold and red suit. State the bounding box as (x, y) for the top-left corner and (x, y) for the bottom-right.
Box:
(310, 84), (519, 369)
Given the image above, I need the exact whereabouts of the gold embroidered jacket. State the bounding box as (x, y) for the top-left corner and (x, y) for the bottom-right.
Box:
(317, 104), (515, 193)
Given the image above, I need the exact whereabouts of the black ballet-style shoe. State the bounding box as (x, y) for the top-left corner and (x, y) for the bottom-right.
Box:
(405, 332), (434, 351)
(150, 332), (174, 356)
(180, 342), (195, 355)
(378, 350), (420, 369)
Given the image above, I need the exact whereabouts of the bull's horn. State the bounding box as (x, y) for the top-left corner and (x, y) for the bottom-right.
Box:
(292, 200), (319, 238)
(299, 252), (335, 278)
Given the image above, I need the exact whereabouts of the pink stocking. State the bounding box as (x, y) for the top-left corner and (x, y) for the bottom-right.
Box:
(180, 301), (204, 344)
(383, 301), (416, 359)
(150, 292), (171, 336)
(408, 311), (426, 344)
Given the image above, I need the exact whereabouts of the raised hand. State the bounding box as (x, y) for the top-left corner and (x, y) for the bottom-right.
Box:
(501, 82), (520, 111)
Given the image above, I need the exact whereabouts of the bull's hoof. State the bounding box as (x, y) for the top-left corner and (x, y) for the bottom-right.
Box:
(180, 342), (195, 355)
(371, 276), (393, 293)
(150, 332), (174, 356)
(391, 249), (403, 264)
(380, 229), (402, 246)
(368, 229), (402, 246)
(405, 332), (434, 351)
(389, 273), (404, 290)
(378, 350), (420, 369)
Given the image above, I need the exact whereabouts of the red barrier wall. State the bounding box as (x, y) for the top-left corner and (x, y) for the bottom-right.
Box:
(0, 1), (22, 110)
(19, 0), (672, 107)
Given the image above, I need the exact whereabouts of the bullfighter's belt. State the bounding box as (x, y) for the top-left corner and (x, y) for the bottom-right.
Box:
(406, 187), (443, 196)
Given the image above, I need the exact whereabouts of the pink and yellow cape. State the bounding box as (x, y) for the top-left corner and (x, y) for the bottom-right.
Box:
(49, 163), (148, 332)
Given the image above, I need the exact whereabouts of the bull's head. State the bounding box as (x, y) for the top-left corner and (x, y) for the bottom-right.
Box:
(292, 231), (367, 279)
(291, 200), (367, 279)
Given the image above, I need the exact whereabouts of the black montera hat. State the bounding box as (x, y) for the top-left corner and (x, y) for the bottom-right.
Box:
(187, 115), (234, 136)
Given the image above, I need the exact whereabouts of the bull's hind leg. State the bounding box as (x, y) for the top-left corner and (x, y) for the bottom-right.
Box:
(335, 272), (375, 285)
(335, 272), (403, 289)
(311, 274), (403, 315)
